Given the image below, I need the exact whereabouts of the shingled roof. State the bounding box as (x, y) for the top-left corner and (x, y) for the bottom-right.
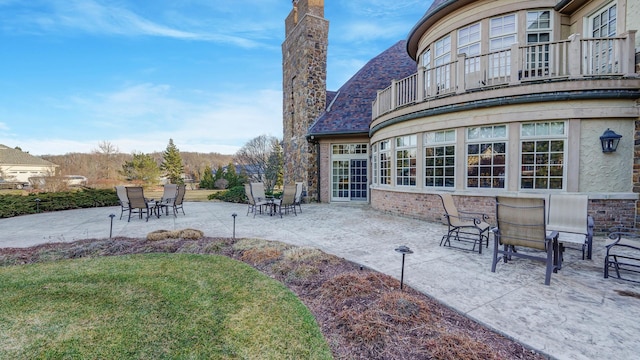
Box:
(0, 144), (57, 166)
(307, 40), (416, 138)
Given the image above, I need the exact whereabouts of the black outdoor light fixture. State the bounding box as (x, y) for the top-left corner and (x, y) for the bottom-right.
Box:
(35, 198), (41, 213)
(600, 128), (622, 153)
(231, 213), (237, 239)
(394, 245), (413, 290)
(109, 214), (116, 239)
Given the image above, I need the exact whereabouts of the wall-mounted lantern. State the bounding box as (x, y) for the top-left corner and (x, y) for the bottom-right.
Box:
(600, 128), (622, 153)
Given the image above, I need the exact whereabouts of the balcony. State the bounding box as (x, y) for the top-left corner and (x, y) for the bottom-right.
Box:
(372, 32), (638, 120)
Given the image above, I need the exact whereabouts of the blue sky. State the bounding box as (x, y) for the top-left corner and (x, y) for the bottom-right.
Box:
(0, 0), (431, 155)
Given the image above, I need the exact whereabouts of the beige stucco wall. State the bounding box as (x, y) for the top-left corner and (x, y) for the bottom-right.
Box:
(580, 119), (635, 192)
(627, 0), (640, 48)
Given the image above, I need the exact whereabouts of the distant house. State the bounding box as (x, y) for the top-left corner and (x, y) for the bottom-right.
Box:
(226, 164), (261, 182)
(0, 144), (58, 187)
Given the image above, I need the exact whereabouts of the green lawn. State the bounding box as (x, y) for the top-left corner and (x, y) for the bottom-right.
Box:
(0, 253), (332, 359)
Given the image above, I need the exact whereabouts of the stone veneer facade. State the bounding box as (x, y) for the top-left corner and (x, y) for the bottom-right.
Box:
(282, 0), (328, 201)
(635, 120), (640, 223)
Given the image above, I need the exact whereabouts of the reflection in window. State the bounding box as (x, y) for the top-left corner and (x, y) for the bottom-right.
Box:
(525, 10), (552, 78)
(379, 140), (391, 185)
(332, 143), (368, 155)
(396, 135), (417, 186)
(467, 125), (507, 189)
(520, 121), (565, 190)
(372, 143), (378, 185)
(434, 35), (452, 92)
(458, 23), (481, 74)
(425, 130), (456, 187)
(489, 14), (517, 78)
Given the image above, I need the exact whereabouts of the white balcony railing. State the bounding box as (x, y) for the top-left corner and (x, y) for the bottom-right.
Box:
(372, 32), (637, 119)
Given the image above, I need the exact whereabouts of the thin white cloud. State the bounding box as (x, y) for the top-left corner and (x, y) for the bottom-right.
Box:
(0, 0), (270, 48)
(4, 84), (282, 155)
(342, 0), (426, 18)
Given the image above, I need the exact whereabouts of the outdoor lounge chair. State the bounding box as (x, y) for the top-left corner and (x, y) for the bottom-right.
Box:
(250, 182), (268, 203)
(246, 183), (269, 217)
(604, 226), (640, 283)
(492, 196), (560, 286)
(115, 185), (130, 220)
(547, 194), (594, 260)
(161, 184), (178, 203)
(438, 193), (491, 254)
(276, 183), (297, 218)
(294, 181), (304, 213)
(169, 184), (186, 217)
(125, 186), (151, 222)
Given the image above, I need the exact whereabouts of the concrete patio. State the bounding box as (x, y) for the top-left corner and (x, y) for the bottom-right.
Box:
(1, 201), (639, 360)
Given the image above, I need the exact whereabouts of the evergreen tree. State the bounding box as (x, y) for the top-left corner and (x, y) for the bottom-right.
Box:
(120, 153), (160, 186)
(199, 165), (215, 189)
(224, 162), (239, 188)
(214, 165), (224, 183)
(160, 139), (184, 184)
(265, 141), (284, 189)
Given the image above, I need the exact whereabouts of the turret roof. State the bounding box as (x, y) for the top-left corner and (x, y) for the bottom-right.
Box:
(308, 40), (415, 138)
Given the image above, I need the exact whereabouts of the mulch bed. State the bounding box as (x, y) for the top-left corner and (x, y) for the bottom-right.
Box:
(0, 236), (549, 360)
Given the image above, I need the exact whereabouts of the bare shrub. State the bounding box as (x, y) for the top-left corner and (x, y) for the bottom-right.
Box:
(319, 271), (398, 302)
(426, 332), (498, 360)
(147, 230), (172, 241)
(179, 229), (203, 240)
(240, 247), (282, 265)
(233, 238), (291, 252)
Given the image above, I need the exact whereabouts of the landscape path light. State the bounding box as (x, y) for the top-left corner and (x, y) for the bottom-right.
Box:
(231, 213), (237, 239)
(394, 245), (413, 290)
(109, 214), (116, 239)
(35, 198), (41, 213)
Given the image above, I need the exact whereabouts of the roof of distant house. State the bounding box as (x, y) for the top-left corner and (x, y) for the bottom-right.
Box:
(0, 144), (58, 166)
(307, 40), (416, 138)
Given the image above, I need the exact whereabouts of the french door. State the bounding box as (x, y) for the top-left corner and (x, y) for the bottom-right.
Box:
(330, 144), (368, 202)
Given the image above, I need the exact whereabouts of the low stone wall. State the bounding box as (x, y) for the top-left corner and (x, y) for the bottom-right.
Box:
(370, 188), (636, 234)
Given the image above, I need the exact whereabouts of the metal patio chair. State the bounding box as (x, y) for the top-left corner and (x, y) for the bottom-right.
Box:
(115, 185), (130, 220)
(492, 196), (560, 286)
(438, 193), (491, 254)
(276, 183), (297, 218)
(547, 194), (594, 260)
(604, 226), (640, 283)
(125, 186), (151, 222)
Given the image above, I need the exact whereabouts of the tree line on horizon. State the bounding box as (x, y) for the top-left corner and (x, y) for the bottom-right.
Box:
(39, 135), (283, 192)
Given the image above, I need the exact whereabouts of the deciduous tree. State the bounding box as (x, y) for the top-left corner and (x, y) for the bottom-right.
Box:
(235, 134), (281, 192)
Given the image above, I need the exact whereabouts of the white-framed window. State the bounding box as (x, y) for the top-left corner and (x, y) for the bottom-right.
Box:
(587, 1), (618, 74)
(520, 121), (566, 190)
(422, 48), (433, 97)
(425, 130), (456, 188)
(590, 1), (617, 38)
(379, 140), (391, 186)
(466, 125), (507, 189)
(434, 35), (451, 92)
(458, 22), (481, 73)
(332, 143), (367, 155)
(525, 10), (552, 77)
(371, 143), (378, 185)
(489, 14), (517, 78)
(395, 135), (417, 186)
